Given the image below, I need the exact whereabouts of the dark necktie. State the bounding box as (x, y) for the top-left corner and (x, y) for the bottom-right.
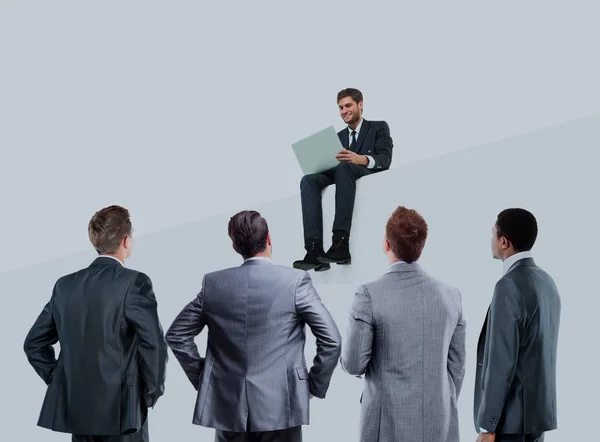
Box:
(349, 130), (357, 151)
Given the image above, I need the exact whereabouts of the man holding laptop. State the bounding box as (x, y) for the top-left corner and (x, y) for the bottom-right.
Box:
(292, 88), (394, 271)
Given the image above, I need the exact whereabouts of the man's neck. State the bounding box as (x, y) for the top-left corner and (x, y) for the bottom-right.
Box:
(387, 254), (404, 265)
(501, 249), (522, 261)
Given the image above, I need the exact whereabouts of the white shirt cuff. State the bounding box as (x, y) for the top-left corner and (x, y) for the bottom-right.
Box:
(365, 155), (375, 169)
(480, 428), (489, 433)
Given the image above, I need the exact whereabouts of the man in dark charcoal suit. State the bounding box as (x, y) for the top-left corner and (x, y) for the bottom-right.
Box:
(166, 210), (341, 442)
(23, 205), (168, 441)
(293, 88), (394, 272)
(474, 208), (561, 442)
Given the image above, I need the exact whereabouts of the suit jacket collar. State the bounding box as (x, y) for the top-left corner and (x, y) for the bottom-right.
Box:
(505, 257), (536, 274)
(241, 257), (273, 267)
(386, 260), (423, 275)
(90, 255), (123, 267)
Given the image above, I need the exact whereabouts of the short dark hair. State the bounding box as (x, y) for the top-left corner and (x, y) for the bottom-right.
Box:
(337, 88), (363, 105)
(228, 210), (269, 259)
(88, 205), (132, 254)
(385, 206), (428, 263)
(495, 208), (538, 252)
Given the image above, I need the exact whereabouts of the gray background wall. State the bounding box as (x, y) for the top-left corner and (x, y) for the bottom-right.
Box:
(2, 115), (597, 440)
(2, 1), (600, 273)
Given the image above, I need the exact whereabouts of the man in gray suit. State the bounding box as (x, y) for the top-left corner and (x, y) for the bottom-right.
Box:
(165, 210), (342, 442)
(341, 205), (467, 442)
(474, 209), (561, 442)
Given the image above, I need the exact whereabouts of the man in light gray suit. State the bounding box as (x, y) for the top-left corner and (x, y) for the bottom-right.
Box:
(341, 205), (466, 442)
(474, 209), (561, 442)
(165, 210), (341, 442)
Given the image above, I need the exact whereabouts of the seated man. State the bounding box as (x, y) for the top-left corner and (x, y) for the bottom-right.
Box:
(293, 88), (394, 272)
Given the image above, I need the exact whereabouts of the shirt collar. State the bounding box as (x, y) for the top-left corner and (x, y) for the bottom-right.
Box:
(245, 256), (274, 264)
(502, 250), (532, 274)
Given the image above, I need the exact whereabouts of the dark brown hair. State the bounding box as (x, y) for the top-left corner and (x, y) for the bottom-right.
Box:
(88, 205), (132, 254)
(495, 208), (538, 252)
(385, 206), (428, 263)
(337, 88), (363, 105)
(228, 210), (269, 259)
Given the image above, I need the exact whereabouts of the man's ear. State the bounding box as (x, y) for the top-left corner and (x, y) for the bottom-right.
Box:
(383, 238), (391, 252)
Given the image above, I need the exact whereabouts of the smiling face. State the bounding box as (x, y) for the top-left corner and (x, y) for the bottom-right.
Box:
(338, 96), (363, 127)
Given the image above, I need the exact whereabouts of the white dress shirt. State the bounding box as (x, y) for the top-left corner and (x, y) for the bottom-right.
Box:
(480, 250), (533, 433)
(502, 250), (532, 275)
(244, 256), (274, 264)
(348, 118), (375, 169)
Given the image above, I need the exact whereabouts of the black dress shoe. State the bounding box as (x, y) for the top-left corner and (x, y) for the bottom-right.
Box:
(293, 241), (331, 271)
(317, 235), (351, 265)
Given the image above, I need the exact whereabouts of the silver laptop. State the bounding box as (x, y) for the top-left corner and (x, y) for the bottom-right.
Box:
(291, 125), (342, 175)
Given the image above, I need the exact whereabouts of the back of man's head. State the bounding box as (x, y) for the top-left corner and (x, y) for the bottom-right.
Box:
(88, 205), (133, 256)
(228, 210), (269, 260)
(495, 208), (538, 252)
(385, 206), (428, 263)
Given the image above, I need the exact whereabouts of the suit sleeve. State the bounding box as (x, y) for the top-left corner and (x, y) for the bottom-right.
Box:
(370, 121), (393, 170)
(23, 283), (59, 385)
(165, 278), (207, 390)
(295, 272), (342, 398)
(447, 289), (466, 397)
(124, 272), (168, 408)
(340, 285), (373, 376)
(476, 278), (524, 432)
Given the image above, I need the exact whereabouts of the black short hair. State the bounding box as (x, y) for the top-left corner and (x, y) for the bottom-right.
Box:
(228, 210), (269, 259)
(495, 208), (538, 252)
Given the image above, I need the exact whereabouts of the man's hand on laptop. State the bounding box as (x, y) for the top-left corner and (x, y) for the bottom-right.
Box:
(336, 148), (368, 166)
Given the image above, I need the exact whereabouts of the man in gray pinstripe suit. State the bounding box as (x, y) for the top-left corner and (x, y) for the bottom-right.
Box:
(341, 205), (466, 442)
(165, 210), (341, 442)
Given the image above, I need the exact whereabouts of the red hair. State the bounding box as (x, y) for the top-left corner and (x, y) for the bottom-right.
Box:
(385, 206), (428, 263)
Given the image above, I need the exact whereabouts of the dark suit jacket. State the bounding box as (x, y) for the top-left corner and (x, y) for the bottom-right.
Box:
(337, 119), (393, 171)
(474, 258), (561, 434)
(23, 256), (168, 436)
(165, 259), (341, 432)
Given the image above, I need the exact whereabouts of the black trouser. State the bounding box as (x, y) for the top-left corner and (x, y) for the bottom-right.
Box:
(496, 433), (544, 442)
(72, 421), (148, 442)
(215, 425), (302, 442)
(300, 163), (373, 244)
